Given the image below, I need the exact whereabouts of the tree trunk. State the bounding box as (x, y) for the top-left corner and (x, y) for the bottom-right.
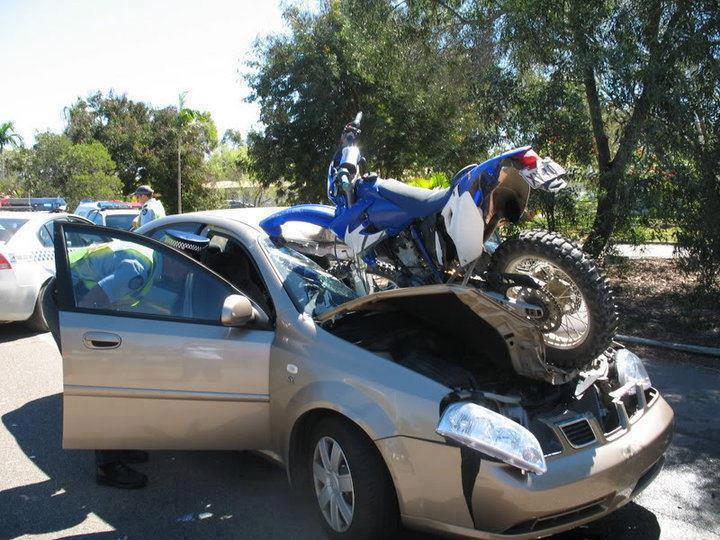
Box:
(584, 170), (620, 256)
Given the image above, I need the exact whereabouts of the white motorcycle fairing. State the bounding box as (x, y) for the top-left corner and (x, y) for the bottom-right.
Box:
(343, 225), (387, 255)
(441, 187), (485, 267)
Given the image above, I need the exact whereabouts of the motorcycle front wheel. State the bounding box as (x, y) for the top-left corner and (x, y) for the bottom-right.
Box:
(490, 230), (619, 369)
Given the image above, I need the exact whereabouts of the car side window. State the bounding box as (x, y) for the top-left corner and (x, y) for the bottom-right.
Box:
(89, 211), (104, 225)
(63, 227), (235, 323)
(38, 223), (54, 247)
(198, 229), (275, 318)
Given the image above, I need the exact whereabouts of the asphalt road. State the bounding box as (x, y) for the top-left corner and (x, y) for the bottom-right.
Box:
(1, 324), (718, 539)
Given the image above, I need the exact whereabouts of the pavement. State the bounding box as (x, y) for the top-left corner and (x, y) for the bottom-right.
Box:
(1, 323), (718, 539)
(609, 244), (685, 259)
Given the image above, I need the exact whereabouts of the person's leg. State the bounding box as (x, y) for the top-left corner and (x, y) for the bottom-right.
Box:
(95, 450), (126, 466)
(95, 450), (147, 489)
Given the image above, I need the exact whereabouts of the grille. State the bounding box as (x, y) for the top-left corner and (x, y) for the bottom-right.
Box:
(560, 418), (596, 448)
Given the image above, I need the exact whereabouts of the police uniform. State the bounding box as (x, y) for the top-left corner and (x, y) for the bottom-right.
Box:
(69, 242), (156, 308)
(132, 184), (166, 229)
(138, 197), (166, 227)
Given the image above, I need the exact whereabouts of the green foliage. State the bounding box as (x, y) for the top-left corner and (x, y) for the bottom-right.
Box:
(245, 0), (490, 202)
(22, 133), (123, 208)
(65, 91), (220, 214)
(0, 122), (23, 153)
(406, 172), (450, 190)
(246, 0), (718, 272)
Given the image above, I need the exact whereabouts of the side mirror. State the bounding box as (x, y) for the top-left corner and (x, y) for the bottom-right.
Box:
(221, 294), (255, 327)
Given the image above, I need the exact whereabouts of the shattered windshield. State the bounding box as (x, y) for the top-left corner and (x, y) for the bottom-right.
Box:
(260, 238), (357, 316)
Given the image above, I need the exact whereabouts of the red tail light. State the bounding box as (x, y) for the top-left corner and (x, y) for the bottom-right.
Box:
(519, 149), (539, 170)
(0, 253), (11, 270)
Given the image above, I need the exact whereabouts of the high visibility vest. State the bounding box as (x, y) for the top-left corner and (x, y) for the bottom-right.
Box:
(69, 242), (156, 306)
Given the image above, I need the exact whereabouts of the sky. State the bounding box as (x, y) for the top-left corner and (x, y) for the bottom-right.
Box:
(0, 0), (290, 144)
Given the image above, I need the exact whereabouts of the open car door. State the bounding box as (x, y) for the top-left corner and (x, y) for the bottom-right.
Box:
(51, 221), (273, 450)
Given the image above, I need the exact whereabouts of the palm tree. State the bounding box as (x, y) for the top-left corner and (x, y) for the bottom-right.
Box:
(0, 122), (23, 155)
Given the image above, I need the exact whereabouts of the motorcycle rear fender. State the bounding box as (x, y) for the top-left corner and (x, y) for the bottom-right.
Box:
(259, 204), (336, 237)
(455, 146), (532, 203)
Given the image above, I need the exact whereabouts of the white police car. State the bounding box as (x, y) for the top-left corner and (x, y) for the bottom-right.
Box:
(73, 201), (140, 231)
(0, 211), (91, 330)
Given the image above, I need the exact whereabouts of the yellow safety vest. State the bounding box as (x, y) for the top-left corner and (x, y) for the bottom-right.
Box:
(69, 242), (156, 306)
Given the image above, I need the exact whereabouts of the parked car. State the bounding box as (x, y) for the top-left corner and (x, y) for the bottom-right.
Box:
(0, 211), (91, 330)
(44, 208), (673, 539)
(73, 201), (140, 230)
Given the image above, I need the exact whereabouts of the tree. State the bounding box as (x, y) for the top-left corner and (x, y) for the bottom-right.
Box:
(206, 143), (280, 206)
(65, 92), (221, 213)
(436, 0), (717, 255)
(0, 122), (23, 154)
(24, 133), (122, 207)
(245, 0), (486, 202)
(221, 129), (245, 147)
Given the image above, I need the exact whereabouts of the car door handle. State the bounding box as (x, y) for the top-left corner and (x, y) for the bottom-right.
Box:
(82, 332), (122, 349)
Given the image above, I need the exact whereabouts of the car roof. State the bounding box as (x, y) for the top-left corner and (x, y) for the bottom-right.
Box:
(190, 207), (285, 231)
(0, 210), (57, 222)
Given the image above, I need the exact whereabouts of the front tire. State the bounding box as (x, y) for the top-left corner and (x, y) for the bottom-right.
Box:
(308, 417), (398, 539)
(490, 230), (618, 368)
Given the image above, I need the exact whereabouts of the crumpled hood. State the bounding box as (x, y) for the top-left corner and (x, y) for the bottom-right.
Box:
(317, 284), (577, 385)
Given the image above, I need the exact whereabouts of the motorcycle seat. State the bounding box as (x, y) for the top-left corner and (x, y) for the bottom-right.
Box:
(375, 178), (453, 219)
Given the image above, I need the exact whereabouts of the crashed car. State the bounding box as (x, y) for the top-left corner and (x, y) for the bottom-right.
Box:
(44, 208), (673, 539)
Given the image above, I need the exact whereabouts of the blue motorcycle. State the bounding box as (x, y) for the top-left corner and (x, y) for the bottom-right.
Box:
(261, 113), (618, 368)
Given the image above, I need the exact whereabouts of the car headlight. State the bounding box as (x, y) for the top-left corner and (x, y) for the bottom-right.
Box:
(615, 349), (652, 394)
(437, 402), (546, 475)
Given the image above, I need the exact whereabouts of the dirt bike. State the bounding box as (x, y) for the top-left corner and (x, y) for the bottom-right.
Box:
(260, 113), (618, 368)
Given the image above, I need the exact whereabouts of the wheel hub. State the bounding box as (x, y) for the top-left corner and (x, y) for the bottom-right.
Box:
(515, 287), (563, 332)
(313, 436), (355, 533)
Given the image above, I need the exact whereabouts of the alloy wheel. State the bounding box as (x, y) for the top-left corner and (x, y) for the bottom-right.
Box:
(312, 436), (355, 532)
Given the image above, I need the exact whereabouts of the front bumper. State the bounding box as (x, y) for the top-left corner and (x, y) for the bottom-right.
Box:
(376, 392), (674, 539)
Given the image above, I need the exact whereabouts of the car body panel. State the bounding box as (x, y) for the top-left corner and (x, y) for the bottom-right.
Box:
(52, 222), (275, 450)
(0, 211), (90, 323)
(378, 392), (673, 538)
(51, 208), (674, 539)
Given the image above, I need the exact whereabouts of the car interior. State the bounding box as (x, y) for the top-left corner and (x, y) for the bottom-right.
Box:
(196, 230), (274, 318)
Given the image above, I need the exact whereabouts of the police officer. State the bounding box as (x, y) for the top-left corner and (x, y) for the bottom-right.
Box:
(133, 184), (166, 229)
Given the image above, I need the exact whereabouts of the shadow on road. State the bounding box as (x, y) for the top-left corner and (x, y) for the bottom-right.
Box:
(1, 394), (665, 539)
(0, 322), (43, 344)
(1, 393), (323, 539)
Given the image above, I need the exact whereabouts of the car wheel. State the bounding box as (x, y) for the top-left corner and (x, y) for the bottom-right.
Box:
(308, 417), (398, 539)
(26, 285), (49, 333)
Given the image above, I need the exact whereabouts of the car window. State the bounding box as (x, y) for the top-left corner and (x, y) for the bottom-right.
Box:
(259, 238), (357, 316)
(199, 229), (275, 316)
(89, 211), (104, 225)
(38, 223), (54, 247)
(0, 218), (28, 243)
(105, 213), (137, 231)
(63, 228), (235, 323)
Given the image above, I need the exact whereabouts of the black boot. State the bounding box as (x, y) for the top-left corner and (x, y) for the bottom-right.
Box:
(96, 462), (147, 489)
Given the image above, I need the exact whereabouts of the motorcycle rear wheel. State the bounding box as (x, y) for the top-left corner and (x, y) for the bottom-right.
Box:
(490, 230), (618, 369)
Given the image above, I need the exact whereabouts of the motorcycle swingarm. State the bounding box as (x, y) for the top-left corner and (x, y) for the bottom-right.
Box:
(482, 271), (544, 296)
